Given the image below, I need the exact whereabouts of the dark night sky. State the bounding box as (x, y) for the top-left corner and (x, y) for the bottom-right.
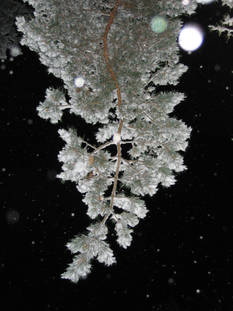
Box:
(0, 1), (233, 311)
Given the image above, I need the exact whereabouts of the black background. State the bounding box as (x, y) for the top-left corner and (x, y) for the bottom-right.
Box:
(0, 1), (232, 310)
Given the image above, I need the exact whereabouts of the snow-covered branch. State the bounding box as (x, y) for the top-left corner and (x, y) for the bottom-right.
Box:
(15, 0), (230, 283)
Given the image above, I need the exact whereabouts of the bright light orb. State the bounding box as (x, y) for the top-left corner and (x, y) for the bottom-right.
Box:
(74, 76), (85, 88)
(9, 46), (22, 57)
(178, 24), (204, 52)
(150, 16), (168, 34)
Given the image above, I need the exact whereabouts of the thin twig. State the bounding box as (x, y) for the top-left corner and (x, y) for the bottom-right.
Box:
(102, 0), (124, 225)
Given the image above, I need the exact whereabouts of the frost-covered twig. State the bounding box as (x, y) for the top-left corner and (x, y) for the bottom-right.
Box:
(209, 0), (233, 39)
